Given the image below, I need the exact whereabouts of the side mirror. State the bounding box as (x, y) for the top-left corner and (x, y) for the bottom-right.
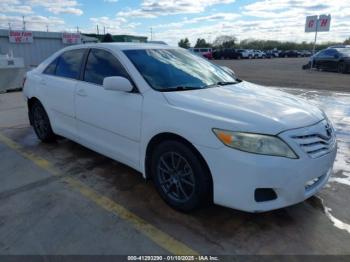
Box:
(103, 76), (133, 92)
(221, 66), (236, 78)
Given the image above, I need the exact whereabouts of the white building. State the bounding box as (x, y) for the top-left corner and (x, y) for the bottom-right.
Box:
(0, 29), (98, 68)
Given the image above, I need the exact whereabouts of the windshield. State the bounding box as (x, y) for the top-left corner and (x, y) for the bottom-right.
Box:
(123, 49), (237, 91)
(339, 48), (350, 55)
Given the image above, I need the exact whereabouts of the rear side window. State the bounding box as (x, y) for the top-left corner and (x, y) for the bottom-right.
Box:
(55, 49), (85, 79)
(43, 58), (58, 75)
(83, 49), (127, 85)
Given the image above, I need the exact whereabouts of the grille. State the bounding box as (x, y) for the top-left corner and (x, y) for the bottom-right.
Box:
(291, 121), (336, 159)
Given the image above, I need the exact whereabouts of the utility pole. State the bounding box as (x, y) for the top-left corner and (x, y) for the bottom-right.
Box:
(312, 18), (319, 55)
(97, 25), (100, 35)
(8, 23), (11, 31)
(22, 16), (26, 31)
(311, 16), (320, 70)
(77, 26), (79, 33)
(103, 26), (106, 35)
(46, 24), (49, 32)
(150, 27), (153, 41)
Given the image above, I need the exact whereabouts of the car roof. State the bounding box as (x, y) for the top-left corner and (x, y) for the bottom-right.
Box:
(60, 42), (179, 52)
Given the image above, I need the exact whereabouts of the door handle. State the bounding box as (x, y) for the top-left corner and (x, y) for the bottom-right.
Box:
(76, 89), (87, 97)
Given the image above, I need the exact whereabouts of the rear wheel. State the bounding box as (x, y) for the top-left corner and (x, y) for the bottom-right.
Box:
(338, 61), (347, 74)
(151, 140), (211, 212)
(31, 101), (56, 142)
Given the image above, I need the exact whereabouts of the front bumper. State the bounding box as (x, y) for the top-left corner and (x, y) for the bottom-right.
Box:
(196, 122), (337, 212)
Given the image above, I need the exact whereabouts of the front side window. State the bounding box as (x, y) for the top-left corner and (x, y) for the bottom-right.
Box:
(124, 49), (237, 91)
(84, 49), (127, 85)
(55, 49), (85, 79)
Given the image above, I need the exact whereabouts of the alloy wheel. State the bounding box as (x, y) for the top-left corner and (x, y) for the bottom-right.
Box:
(156, 151), (195, 203)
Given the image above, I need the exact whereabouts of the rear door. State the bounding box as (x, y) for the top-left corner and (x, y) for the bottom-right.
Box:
(41, 49), (86, 139)
(75, 48), (143, 169)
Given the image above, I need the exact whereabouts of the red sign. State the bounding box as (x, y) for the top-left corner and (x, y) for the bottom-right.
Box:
(62, 33), (81, 44)
(9, 31), (33, 43)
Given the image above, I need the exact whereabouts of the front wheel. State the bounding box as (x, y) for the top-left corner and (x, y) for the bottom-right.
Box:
(31, 101), (56, 142)
(151, 140), (212, 212)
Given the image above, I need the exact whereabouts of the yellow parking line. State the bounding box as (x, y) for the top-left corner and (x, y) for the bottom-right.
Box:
(0, 132), (199, 255)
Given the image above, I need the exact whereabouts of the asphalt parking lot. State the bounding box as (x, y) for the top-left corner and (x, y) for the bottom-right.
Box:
(0, 60), (350, 256)
(215, 58), (350, 92)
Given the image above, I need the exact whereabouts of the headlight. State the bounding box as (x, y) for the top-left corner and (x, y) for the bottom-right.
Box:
(213, 129), (298, 159)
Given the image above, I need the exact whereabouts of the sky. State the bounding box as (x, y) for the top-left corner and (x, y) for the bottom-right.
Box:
(1, 0), (350, 46)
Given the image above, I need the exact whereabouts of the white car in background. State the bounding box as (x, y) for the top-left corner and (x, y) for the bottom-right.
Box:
(23, 43), (337, 212)
(253, 50), (266, 58)
(239, 49), (255, 59)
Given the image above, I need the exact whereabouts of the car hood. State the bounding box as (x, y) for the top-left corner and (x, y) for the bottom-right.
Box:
(163, 81), (324, 134)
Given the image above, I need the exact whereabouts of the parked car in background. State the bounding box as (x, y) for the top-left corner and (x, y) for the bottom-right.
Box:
(212, 49), (249, 60)
(311, 48), (350, 73)
(239, 49), (255, 59)
(253, 50), (266, 59)
(271, 50), (281, 57)
(300, 50), (312, 57)
(189, 48), (213, 60)
(328, 45), (350, 49)
(279, 50), (302, 58)
(23, 43), (337, 212)
(264, 50), (276, 58)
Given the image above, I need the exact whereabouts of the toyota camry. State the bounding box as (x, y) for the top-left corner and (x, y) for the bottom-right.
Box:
(23, 43), (337, 212)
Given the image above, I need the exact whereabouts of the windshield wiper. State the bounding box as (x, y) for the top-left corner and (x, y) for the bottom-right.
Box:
(217, 81), (238, 85)
(203, 81), (238, 88)
(160, 86), (203, 92)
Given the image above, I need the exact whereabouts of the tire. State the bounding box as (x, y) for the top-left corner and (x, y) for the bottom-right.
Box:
(248, 55), (252, 59)
(338, 61), (347, 74)
(151, 140), (211, 212)
(31, 101), (56, 143)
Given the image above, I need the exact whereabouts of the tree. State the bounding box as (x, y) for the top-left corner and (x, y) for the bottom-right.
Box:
(344, 37), (350, 45)
(213, 35), (237, 48)
(194, 38), (211, 48)
(102, 33), (114, 42)
(178, 38), (191, 49)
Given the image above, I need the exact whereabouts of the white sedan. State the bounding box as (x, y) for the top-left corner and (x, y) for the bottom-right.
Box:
(23, 43), (337, 212)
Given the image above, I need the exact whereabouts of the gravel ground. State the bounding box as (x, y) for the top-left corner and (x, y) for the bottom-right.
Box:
(214, 58), (350, 92)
